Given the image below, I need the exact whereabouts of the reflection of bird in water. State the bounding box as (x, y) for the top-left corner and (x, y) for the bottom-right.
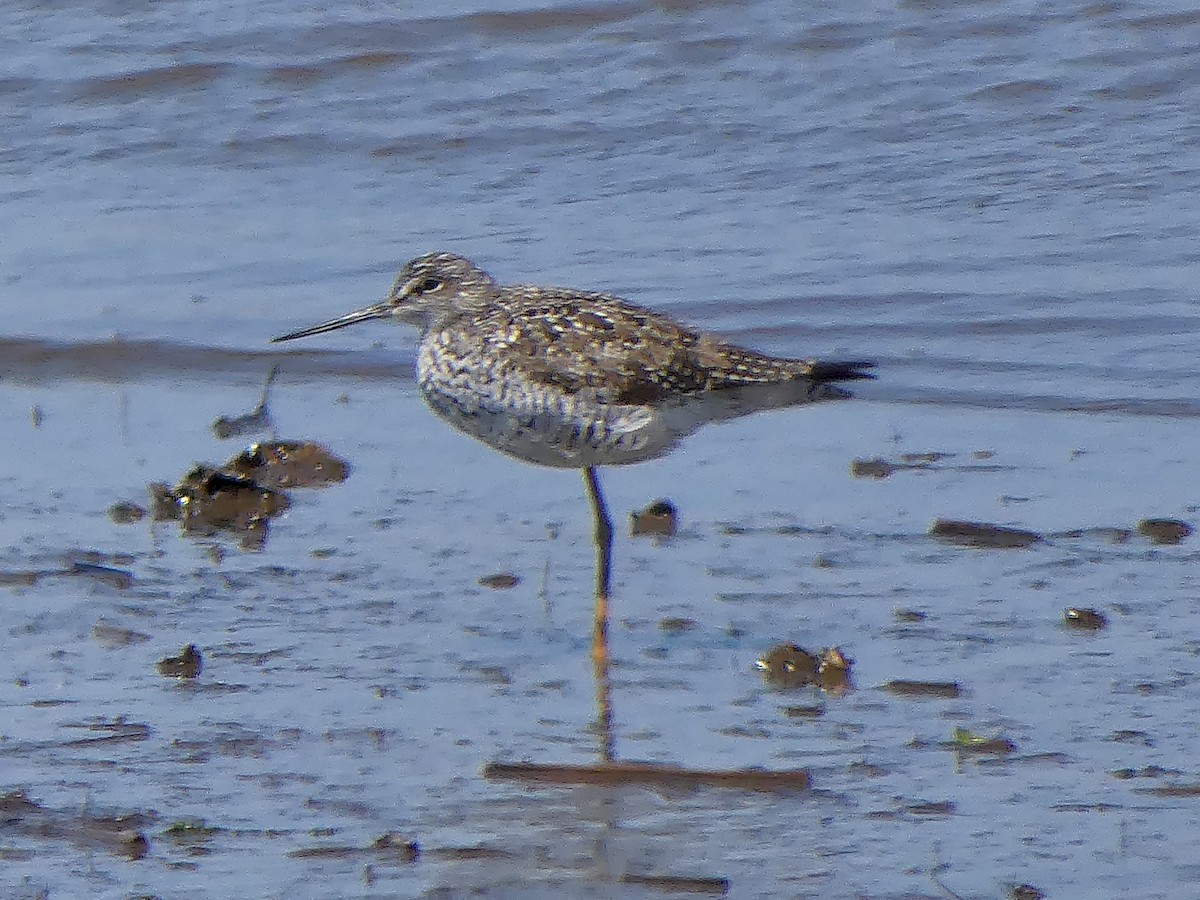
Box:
(272, 253), (874, 659)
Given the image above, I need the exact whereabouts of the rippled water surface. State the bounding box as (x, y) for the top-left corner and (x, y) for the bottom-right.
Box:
(2, 1), (1198, 897)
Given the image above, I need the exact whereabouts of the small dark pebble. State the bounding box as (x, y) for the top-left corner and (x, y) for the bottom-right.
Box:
(1135, 518), (1191, 545)
(108, 502), (146, 524)
(1135, 783), (1200, 798)
(630, 499), (678, 537)
(124, 831), (150, 861)
(157, 645), (203, 679)
(620, 873), (729, 895)
(659, 617), (696, 634)
(289, 845), (358, 860)
(929, 519), (1042, 549)
(899, 451), (953, 464)
(70, 561), (134, 590)
(427, 845), (513, 861)
(950, 731), (1017, 755)
(963, 738), (1018, 754)
(1058, 526), (1133, 544)
(372, 833), (419, 862)
(850, 458), (895, 479)
(1064, 607), (1107, 631)
(1009, 885), (1045, 900)
(1110, 729), (1153, 745)
(848, 761), (887, 777)
(1111, 765), (1176, 780)
(0, 570), (41, 587)
(478, 573), (520, 590)
(163, 820), (221, 840)
(147, 482), (181, 521)
(782, 705), (825, 719)
(91, 622), (151, 647)
(905, 800), (955, 815)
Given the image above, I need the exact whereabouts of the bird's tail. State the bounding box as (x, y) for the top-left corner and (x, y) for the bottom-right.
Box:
(804, 359), (876, 384)
(796, 359), (875, 401)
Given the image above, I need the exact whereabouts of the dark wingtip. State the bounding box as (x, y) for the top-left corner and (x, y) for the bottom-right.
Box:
(809, 360), (876, 383)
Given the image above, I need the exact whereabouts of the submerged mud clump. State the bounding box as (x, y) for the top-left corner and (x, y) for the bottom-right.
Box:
(949, 727), (1017, 756)
(928, 519), (1043, 549)
(151, 465), (289, 533)
(756, 643), (818, 687)
(478, 572), (520, 589)
(223, 441), (350, 490)
(141, 440), (348, 548)
(91, 621), (151, 648)
(621, 873), (730, 894)
(288, 833), (420, 862)
(107, 501), (146, 524)
(849, 457), (896, 479)
(0, 789), (152, 861)
(850, 450), (1008, 479)
(1135, 518), (1192, 545)
(884, 680), (963, 699)
(756, 642), (852, 692)
(484, 760), (810, 792)
(659, 617), (697, 634)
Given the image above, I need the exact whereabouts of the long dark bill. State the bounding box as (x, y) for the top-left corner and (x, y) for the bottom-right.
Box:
(271, 303), (390, 343)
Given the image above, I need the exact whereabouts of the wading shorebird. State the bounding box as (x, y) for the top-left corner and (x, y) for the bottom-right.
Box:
(272, 253), (874, 661)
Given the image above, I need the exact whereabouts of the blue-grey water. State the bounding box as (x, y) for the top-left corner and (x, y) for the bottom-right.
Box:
(2, 1), (1198, 897)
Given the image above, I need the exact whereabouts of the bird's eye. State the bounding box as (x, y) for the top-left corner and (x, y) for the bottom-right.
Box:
(418, 278), (443, 292)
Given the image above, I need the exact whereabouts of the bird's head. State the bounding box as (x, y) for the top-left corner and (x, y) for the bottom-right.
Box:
(271, 252), (499, 343)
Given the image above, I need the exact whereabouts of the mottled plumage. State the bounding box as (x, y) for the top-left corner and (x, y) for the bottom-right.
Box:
(273, 252), (873, 470)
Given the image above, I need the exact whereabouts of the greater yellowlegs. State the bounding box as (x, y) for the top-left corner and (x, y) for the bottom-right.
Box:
(272, 253), (874, 658)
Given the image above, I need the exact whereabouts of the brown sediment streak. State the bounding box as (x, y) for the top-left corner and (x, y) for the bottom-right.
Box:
(483, 760), (810, 792)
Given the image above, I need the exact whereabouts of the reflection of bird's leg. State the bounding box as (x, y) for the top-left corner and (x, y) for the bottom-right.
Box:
(583, 465), (615, 761)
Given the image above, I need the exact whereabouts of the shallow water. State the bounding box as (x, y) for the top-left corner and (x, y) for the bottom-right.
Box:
(2, 1), (1199, 897)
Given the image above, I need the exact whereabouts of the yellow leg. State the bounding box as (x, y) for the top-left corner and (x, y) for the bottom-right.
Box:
(583, 466), (613, 602)
(583, 467), (613, 661)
